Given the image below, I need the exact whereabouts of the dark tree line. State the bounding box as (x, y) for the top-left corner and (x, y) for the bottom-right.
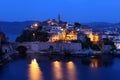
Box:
(16, 25), (48, 42)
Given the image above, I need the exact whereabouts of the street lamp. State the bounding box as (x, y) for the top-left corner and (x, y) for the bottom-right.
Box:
(32, 33), (35, 41)
(33, 23), (39, 28)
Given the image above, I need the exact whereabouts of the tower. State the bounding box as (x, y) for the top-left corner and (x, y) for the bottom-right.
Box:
(58, 14), (61, 24)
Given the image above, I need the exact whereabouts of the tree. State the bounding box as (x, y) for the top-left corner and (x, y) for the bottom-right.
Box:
(35, 31), (48, 42)
(16, 26), (48, 42)
(103, 38), (114, 45)
(0, 32), (8, 44)
(74, 22), (81, 29)
(16, 30), (33, 42)
(37, 25), (43, 31)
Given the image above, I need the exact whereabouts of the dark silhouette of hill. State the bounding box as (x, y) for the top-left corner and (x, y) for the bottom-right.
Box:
(0, 21), (39, 34)
(83, 22), (113, 30)
(0, 21), (120, 34)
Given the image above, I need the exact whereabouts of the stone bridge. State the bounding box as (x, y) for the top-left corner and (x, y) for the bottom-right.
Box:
(13, 42), (82, 53)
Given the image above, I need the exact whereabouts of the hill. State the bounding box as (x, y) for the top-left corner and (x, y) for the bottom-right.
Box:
(0, 21), (120, 42)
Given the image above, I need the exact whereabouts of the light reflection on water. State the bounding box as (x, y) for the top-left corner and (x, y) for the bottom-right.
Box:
(66, 61), (77, 80)
(1, 58), (120, 80)
(28, 60), (77, 80)
(52, 61), (63, 80)
(90, 59), (99, 68)
(28, 58), (44, 80)
(51, 61), (78, 80)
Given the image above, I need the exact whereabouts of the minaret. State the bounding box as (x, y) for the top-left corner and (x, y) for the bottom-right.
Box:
(58, 14), (61, 25)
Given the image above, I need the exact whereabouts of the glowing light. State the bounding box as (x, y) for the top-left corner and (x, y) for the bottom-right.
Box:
(89, 33), (94, 42)
(115, 43), (120, 49)
(94, 34), (99, 42)
(52, 61), (63, 80)
(34, 23), (39, 27)
(66, 61), (77, 80)
(32, 33), (35, 37)
(31, 59), (37, 64)
(90, 59), (99, 68)
(49, 35), (60, 42)
(89, 33), (99, 43)
(49, 30), (77, 42)
(61, 28), (64, 31)
(28, 58), (43, 80)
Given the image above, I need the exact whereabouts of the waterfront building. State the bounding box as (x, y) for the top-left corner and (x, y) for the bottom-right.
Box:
(2, 43), (13, 54)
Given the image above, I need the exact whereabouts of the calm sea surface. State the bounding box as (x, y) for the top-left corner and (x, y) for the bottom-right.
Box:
(0, 57), (120, 80)
(6, 33), (20, 42)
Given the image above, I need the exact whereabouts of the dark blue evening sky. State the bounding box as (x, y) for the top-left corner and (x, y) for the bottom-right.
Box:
(0, 0), (120, 23)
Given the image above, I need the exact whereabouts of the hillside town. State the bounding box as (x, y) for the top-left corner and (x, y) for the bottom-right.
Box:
(1, 16), (120, 66)
(15, 16), (118, 53)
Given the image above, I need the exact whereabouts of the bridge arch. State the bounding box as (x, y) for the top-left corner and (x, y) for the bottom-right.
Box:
(16, 45), (28, 57)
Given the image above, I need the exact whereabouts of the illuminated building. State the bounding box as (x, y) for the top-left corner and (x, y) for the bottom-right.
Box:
(88, 33), (99, 43)
(114, 40), (120, 50)
(49, 30), (77, 42)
